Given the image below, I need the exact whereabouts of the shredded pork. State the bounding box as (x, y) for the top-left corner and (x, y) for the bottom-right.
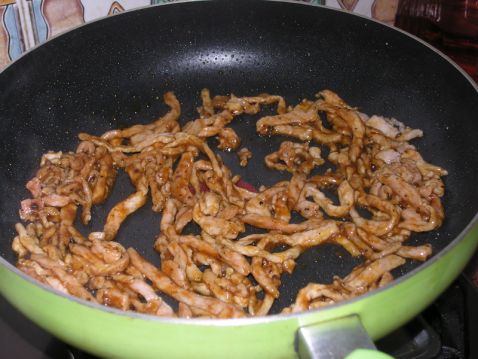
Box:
(12, 89), (447, 317)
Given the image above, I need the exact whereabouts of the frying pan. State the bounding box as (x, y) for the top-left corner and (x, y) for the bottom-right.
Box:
(1, 1), (478, 358)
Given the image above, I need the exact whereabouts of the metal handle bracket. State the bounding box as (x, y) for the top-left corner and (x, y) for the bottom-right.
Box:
(297, 314), (389, 359)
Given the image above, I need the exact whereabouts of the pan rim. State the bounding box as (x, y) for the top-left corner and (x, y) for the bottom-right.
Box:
(0, 0), (477, 327)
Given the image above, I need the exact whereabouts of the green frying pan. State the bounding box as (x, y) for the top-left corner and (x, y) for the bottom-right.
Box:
(1, 1), (477, 358)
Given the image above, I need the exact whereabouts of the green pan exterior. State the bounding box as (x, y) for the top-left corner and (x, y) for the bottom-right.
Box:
(1, 221), (477, 359)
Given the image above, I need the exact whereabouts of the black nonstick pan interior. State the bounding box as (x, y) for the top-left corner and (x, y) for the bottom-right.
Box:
(1, 0), (477, 313)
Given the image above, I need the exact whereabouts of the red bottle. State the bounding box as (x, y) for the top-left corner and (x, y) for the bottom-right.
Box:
(395, 0), (478, 82)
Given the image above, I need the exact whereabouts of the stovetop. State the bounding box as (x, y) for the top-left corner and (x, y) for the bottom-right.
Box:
(1, 269), (477, 359)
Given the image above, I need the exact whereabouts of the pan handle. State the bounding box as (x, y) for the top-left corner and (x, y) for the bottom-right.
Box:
(297, 315), (394, 359)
